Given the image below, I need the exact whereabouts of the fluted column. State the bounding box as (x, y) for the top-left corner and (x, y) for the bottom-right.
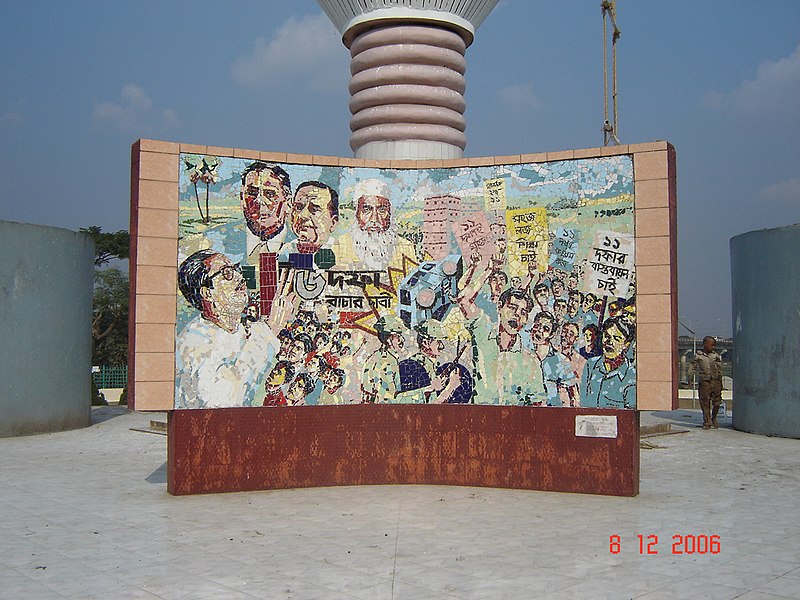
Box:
(316, 0), (500, 159)
(348, 25), (468, 160)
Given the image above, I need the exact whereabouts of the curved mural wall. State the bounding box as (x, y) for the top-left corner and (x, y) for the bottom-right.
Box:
(174, 154), (637, 410)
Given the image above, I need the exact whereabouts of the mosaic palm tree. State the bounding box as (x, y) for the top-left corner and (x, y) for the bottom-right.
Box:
(183, 155), (220, 224)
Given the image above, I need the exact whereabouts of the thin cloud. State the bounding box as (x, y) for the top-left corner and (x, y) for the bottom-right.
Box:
(1, 99), (27, 125)
(162, 108), (179, 129)
(93, 84), (178, 131)
(232, 13), (348, 92)
(760, 177), (800, 203)
(0, 111), (24, 125)
(706, 42), (800, 118)
(497, 82), (540, 109)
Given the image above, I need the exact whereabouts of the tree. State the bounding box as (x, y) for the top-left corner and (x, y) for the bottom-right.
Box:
(81, 226), (131, 365)
(183, 155), (221, 224)
(80, 226), (130, 266)
(92, 268), (129, 365)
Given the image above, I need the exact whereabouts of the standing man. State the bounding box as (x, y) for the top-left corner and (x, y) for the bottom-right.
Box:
(526, 311), (576, 406)
(457, 260), (543, 404)
(691, 336), (723, 429)
(558, 322), (586, 405)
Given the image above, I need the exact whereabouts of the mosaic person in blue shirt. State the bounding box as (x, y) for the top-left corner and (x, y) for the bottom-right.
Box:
(580, 317), (636, 409)
(524, 310), (577, 406)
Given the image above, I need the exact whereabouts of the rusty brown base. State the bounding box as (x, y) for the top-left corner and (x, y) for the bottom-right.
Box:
(167, 405), (639, 497)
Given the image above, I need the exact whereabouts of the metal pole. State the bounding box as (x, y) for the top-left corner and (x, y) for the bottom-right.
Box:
(679, 320), (697, 409)
(692, 337), (697, 409)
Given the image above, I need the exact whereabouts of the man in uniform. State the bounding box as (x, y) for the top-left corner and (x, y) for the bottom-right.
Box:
(691, 336), (724, 429)
(361, 314), (406, 403)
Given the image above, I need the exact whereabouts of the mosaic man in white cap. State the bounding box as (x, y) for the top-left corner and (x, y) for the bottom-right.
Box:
(334, 178), (415, 272)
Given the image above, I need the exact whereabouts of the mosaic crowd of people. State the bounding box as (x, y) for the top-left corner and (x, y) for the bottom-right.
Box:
(175, 159), (637, 410)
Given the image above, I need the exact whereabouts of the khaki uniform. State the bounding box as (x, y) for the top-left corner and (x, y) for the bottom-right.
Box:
(691, 349), (723, 427)
(361, 348), (400, 403)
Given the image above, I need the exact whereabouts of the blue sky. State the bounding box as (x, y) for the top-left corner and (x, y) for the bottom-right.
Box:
(1, 0), (798, 337)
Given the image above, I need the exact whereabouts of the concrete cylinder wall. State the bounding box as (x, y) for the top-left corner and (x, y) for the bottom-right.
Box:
(730, 224), (800, 438)
(0, 221), (95, 437)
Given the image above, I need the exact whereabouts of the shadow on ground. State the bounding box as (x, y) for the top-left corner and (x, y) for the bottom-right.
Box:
(648, 409), (733, 429)
(147, 462), (167, 485)
(91, 405), (130, 425)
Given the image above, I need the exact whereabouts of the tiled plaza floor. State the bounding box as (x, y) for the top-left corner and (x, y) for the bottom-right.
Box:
(0, 406), (798, 599)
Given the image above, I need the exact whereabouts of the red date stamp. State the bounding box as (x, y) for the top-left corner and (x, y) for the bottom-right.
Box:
(609, 534), (721, 555)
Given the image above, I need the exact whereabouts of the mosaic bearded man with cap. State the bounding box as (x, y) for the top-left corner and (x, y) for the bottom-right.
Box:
(333, 179), (416, 272)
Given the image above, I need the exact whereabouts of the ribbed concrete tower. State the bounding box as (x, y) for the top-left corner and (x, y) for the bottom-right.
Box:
(316, 0), (500, 160)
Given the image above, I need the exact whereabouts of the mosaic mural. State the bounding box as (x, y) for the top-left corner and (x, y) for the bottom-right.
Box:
(175, 155), (637, 410)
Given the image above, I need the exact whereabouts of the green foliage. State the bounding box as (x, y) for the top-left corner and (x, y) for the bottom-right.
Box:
(118, 386), (128, 406)
(81, 226), (131, 365)
(80, 226), (130, 266)
(93, 268), (129, 366)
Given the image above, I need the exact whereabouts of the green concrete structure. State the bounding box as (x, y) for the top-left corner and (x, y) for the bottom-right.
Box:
(731, 224), (800, 438)
(0, 221), (95, 436)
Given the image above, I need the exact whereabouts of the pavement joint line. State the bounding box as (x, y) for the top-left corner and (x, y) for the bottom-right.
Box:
(128, 427), (167, 436)
(390, 502), (401, 600)
(640, 429), (690, 438)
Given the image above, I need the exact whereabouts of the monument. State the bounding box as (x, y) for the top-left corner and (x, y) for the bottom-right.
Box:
(129, 1), (678, 496)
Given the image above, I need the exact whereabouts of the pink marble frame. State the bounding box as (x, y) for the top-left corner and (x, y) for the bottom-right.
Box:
(129, 140), (677, 411)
